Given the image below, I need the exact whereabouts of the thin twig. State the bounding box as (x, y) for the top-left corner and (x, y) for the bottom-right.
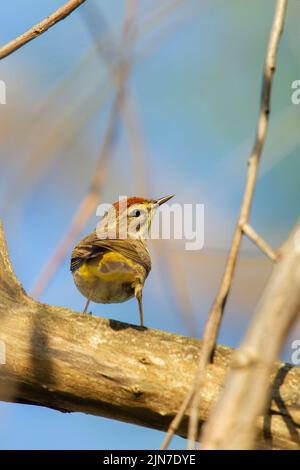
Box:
(30, 0), (137, 298)
(161, 0), (288, 449)
(0, 0), (87, 60)
(242, 223), (277, 261)
(161, 312), (214, 449)
(188, 0), (288, 449)
(201, 219), (300, 449)
(161, 382), (195, 449)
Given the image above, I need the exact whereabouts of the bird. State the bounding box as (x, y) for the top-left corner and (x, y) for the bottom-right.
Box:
(70, 195), (174, 327)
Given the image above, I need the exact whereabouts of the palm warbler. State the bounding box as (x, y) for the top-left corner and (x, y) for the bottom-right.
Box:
(70, 195), (174, 326)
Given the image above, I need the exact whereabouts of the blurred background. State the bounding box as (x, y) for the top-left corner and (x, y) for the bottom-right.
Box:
(0, 0), (299, 449)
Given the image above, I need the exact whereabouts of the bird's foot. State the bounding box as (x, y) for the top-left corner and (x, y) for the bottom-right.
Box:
(82, 310), (92, 316)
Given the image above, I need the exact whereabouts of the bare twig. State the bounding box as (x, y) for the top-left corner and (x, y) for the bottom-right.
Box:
(161, 371), (198, 449)
(30, 0), (137, 298)
(0, 0), (87, 60)
(161, 0), (288, 449)
(161, 341), (205, 449)
(2, 0), (197, 216)
(187, 0), (288, 449)
(201, 219), (300, 449)
(242, 223), (277, 261)
(0, 221), (299, 449)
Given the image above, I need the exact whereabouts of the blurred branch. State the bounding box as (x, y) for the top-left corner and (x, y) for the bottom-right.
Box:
(201, 219), (300, 449)
(187, 0), (288, 449)
(30, 0), (137, 298)
(242, 223), (277, 261)
(0, 221), (299, 450)
(161, 0), (288, 449)
(80, 2), (197, 334)
(0, 0), (87, 60)
(2, 0), (197, 216)
(29, 95), (117, 298)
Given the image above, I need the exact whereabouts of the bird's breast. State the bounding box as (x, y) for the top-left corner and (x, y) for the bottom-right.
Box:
(73, 251), (145, 303)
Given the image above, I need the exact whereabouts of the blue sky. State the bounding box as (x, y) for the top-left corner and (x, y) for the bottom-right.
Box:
(0, 0), (299, 449)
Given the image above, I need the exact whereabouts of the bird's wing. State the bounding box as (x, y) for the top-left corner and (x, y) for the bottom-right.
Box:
(70, 231), (151, 275)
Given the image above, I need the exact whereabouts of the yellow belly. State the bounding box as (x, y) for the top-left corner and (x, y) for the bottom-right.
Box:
(73, 251), (143, 303)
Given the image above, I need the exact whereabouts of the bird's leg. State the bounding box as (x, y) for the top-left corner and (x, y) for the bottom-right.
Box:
(82, 298), (91, 315)
(135, 285), (144, 327)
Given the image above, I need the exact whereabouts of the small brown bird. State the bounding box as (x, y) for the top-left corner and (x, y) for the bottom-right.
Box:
(70, 195), (174, 326)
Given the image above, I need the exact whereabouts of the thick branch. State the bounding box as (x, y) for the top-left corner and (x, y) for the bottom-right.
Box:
(0, 223), (299, 449)
(0, 0), (87, 60)
(30, 0), (137, 299)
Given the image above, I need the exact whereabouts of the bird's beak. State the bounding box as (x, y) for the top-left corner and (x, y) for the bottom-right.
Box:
(156, 194), (175, 206)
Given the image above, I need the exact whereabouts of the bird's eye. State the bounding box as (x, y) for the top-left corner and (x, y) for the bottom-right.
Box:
(128, 207), (142, 218)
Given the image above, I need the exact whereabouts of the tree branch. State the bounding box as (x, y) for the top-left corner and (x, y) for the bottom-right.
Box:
(30, 0), (137, 298)
(241, 223), (277, 262)
(0, 0), (88, 60)
(201, 219), (300, 449)
(183, 0), (288, 448)
(0, 222), (299, 449)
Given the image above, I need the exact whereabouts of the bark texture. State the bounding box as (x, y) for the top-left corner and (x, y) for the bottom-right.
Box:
(0, 222), (299, 449)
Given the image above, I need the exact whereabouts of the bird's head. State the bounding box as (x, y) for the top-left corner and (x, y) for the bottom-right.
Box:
(97, 195), (174, 240)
